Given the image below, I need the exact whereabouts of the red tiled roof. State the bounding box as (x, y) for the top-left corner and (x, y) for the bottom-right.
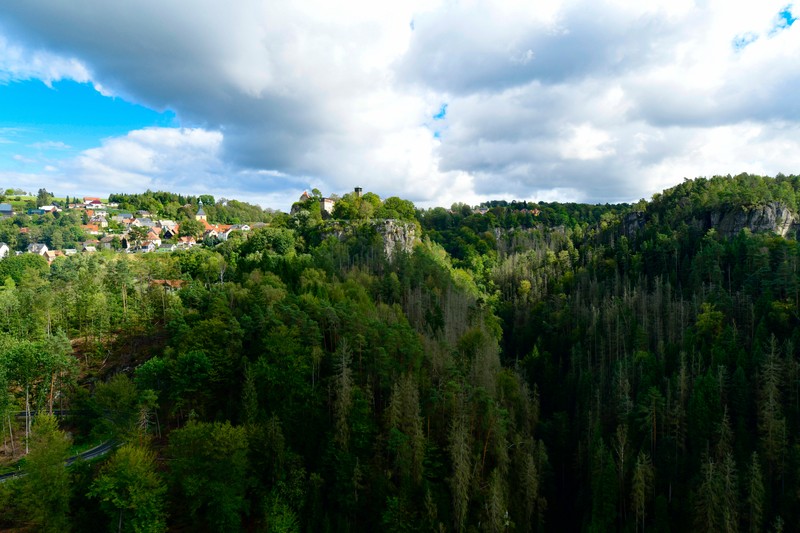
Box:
(150, 279), (186, 289)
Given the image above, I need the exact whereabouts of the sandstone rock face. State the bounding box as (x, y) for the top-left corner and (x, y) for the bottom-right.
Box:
(622, 201), (799, 240)
(710, 202), (798, 238)
(378, 220), (417, 261)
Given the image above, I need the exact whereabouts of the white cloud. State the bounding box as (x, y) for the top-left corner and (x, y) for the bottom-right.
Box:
(559, 124), (615, 161)
(73, 128), (223, 190)
(0, 34), (91, 85)
(30, 141), (71, 150)
(12, 154), (36, 163)
(0, 0), (798, 208)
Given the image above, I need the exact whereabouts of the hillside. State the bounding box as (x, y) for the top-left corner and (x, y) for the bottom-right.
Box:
(0, 174), (800, 531)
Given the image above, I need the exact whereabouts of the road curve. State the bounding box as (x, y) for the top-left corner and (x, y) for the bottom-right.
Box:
(0, 440), (117, 484)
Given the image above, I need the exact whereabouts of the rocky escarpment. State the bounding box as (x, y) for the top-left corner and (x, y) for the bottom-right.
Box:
(622, 211), (646, 238)
(624, 201), (800, 239)
(708, 202), (797, 238)
(325, 219), (419, 261)
(378, 220), (418, 260)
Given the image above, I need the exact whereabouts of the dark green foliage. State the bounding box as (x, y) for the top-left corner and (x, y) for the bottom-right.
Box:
(89, 443), (168, 533)
(0, 252), (48, 283)
(24, 414), (72, 532)
(3, 176), (800, 531)
(169, 420), (249, 531)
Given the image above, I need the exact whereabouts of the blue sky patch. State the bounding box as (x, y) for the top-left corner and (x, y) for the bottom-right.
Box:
(770, 5), (797, 35)
(778, 6), (797, 27)
(0, 79), (175, 172)
(433, 103), (448, 120)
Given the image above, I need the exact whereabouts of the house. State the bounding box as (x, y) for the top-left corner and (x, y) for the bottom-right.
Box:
(131, 218), (156, 228)
(219, 224), (251, 241)
(177, 236), (197, 248)
(90, 216), (108, 228)
(83, 198), (104, 208)
(64, 249), (78, 256)
(158, 220), (178, 230)
(27, 243), (48, 255)
(0, 203), (13, 217)
(39, 205), (60, 213)
(44, 250), (65, 263)
(27, 209), (46, 215)
(82, 245), (97, 254)
(99, 235), (117, 250)
(321, 197), (336, 216)
(112, 213), (134, 222)
(150, 279), (186, 293)
(137, 241), (157, 253)
(0, 243), (9, 259)
(145, 230), (162, 247)
(298, 191), (312, 202)
(81, 224), (102, 235)
(162, 227), (180, 240)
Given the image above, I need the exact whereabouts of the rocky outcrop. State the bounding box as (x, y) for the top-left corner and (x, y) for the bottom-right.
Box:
(378, 220), (418, 260)
(323, 219), (418, 261)
(621, 201), (799, 240)
(709, 202), (798, 238)
(623, 211), (646, 238)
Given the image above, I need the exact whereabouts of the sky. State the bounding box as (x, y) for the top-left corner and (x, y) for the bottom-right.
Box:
(0, 0), (799, 211)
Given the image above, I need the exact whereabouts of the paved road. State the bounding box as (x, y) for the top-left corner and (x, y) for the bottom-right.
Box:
(12, 409), (83, 418)
(0, 440), (116, 483)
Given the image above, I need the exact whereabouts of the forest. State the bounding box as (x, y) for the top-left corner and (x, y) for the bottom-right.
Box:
(1, 173), (800, 532)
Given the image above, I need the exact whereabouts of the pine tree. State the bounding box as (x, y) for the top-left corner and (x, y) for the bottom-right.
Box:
(746, 452), (764, 533)
(759, 338), (786, 478)
(24, 414), (71, 532)
(334, 340), (353, 451)
(631, 451), (653, 532)
(450, 413), (472, 532)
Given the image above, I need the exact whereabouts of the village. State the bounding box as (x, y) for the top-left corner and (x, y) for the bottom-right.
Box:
(0, 196), (257, 263)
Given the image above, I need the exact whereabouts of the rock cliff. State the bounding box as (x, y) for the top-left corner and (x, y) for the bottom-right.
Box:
(708, 202), (797, 238)
(324, 219), (418, 261)
(377, 220), (418, 260)
(623, 202), (799, 239)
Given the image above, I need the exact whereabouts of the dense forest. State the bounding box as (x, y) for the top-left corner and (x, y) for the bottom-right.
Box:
(1, 173), (800, 531)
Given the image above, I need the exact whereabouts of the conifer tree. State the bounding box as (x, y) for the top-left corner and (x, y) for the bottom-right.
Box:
(24, 414), (71, 532)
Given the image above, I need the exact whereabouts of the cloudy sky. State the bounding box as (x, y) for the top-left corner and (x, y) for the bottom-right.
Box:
(0, 1), (798, 211)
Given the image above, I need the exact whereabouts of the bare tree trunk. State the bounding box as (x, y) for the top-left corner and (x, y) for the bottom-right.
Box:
(49, 373), (55, 414)
(25, 385), (30, 455)
(7, 413), (15, 456)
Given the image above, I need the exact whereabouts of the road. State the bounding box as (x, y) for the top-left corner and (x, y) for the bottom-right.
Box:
(0, 440), (117, 483)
